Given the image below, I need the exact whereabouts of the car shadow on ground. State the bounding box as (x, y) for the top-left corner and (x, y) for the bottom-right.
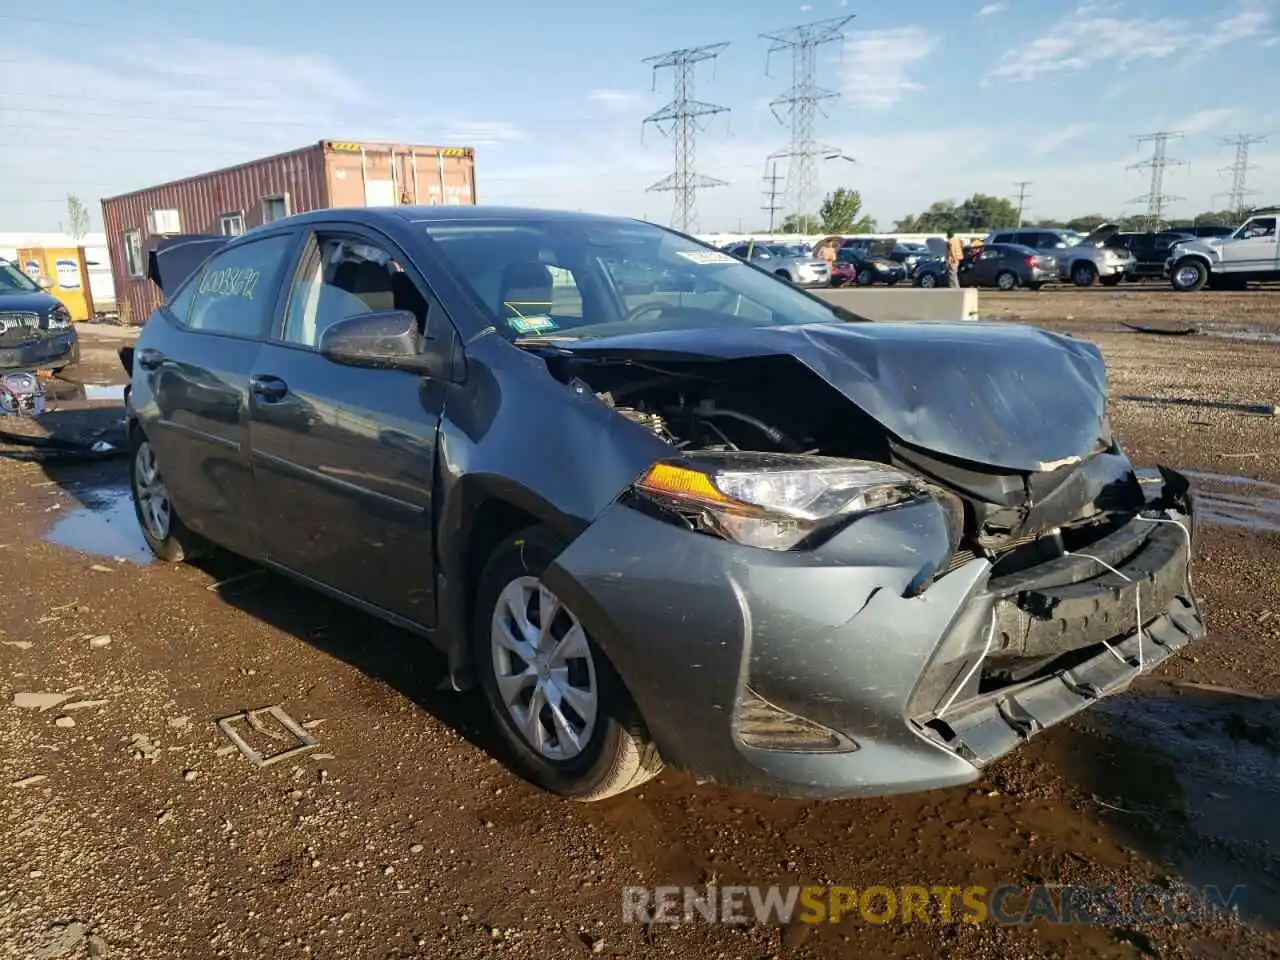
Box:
(1039, 683), (1280, 927)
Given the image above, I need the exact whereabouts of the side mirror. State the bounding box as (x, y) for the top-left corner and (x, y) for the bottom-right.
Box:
(319, 310), (441, 374)
(37, 276), (54, 290)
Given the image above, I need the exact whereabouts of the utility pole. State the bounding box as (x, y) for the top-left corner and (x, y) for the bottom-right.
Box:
(1012, 181), (1032, 227)
(1128, 132), (1187, 231)
(762, 15), (855, 234)
(761, 160), (784, 232)
(1218, 133), (1267, 219)
(641, 43), (731, 234)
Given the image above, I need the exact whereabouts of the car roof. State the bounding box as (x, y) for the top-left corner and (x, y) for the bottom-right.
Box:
(231, 204), (644, 241)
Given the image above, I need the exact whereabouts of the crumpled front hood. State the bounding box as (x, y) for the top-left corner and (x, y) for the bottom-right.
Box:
(566, 321), (1110, 472)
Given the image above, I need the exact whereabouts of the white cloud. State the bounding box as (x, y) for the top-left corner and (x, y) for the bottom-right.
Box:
(1028, 122), (1095, 157)
(585, 88), (651, 112)
(800, 3), (814, 10)
(439, 120), (527, 146)
(1180, 108), (1237, 134)
(978, 3), (1008, 15)
(0, 37), (528, 230)
(841, 28), (938, 109)
(989, 2), (1271, 81)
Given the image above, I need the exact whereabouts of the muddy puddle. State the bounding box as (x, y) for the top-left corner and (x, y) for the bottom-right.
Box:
(44, 483), (154, 563)
(1184, 470), (1280, 535)
(1068, 686), (1280, 924)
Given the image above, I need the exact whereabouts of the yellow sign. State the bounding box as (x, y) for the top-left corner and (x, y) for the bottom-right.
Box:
(439, 147), (473, 157)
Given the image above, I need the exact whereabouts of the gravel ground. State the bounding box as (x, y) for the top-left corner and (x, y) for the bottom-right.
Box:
(1, 299), (1279, 960)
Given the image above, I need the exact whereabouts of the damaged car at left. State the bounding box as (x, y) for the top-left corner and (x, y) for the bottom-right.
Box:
(120, 206), (1204, 804)
(0, 258), (78, 377)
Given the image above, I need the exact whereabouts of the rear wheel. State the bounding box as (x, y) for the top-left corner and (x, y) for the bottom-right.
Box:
(917, 272), (938, 288)
(995, 270), (1018, 291)
(1071, 262), (1097, 287)
(129, 432), (208, 563)
(1100, 274), (1123, 286)
(473, 527), (663, 801)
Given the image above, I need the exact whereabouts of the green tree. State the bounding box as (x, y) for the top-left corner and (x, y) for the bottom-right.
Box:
(66, 193), (90, 240)
(779, 212), (822, 233)
(818, 188), (877, 234)
(894, 193), (1020, 233)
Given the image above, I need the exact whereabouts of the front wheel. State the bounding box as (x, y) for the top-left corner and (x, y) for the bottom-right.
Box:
(474, 527), (664, 801)
(1099, 274), (1123, 287)
(917, 272), (938, 288)
(856, 270), (875, 286)
(129, 432), (208, 562)
(1170, 258), (1209, 292)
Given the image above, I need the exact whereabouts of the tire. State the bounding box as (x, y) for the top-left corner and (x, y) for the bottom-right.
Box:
(886, 278), (900, 287)
(129, 429), (208, 563)
(995, 270), (1018, 291)
(1071, 262), (1097, 287)
(917, 272), (938, 288)
(856, 270), (874, 286)
(1100, 274), (1123, 287)
(1028, 282), (1044, 292)
(774, 270), (792, 282)
(473, 526), (663, 802)
(1170, 258), (1209, 292)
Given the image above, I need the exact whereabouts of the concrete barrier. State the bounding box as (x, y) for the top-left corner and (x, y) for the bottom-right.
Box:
(814, 287), (979, 322)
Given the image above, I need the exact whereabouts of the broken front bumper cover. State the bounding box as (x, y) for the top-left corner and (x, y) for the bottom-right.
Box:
(0, 330), (77, 372)
(544, 466), (1201, 799)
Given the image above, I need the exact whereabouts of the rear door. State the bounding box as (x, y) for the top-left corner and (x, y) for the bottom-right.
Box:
(134, 230), (299, 557)
(247, 223), (450, 627)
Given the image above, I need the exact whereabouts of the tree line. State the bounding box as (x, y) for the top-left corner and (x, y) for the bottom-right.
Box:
(764, 188), (1266, 236)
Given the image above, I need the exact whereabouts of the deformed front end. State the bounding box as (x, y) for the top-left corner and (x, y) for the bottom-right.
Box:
(532, 322), (1205, 798)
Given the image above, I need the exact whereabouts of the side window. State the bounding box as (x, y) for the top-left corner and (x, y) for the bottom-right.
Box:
(282, 235), (429, 348)
(990, 233), (1012, 245)
(980, 247), (1002, 260)
(546, 265), (583, 319)
(187, 234), (294, 339)
(164, 272), (201, 324)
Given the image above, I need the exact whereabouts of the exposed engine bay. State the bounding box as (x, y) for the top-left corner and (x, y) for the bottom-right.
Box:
(552, 352), (1148, 577)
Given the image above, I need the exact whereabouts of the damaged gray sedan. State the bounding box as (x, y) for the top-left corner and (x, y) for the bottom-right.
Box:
(122, 207), (1203, 802)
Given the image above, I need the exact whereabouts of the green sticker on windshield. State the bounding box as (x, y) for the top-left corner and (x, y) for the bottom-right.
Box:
(507, 314), (557, 335)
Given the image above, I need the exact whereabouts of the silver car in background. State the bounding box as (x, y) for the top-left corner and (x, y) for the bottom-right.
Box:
(722, 241), (832, 288)
(985, 224), (1135, 287)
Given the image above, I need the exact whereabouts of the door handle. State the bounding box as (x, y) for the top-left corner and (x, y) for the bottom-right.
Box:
(136, 347), (165, 371)
(249, 374), (289, 402)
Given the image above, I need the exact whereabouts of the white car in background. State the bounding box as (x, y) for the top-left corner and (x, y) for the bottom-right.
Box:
(721, 242), (832, 288)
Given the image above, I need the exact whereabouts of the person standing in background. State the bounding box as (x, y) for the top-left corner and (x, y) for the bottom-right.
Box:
(945, 230), (964, 288)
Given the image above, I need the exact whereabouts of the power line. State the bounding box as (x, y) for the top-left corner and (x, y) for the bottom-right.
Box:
(1128, 131), (1186, 231)
(1217, 133), (1268, 219)
(1011, 180), (1032, 227)
(640, 43), (731, 234)
(761, 160), (784, 232)
(761, 15), (855, 231)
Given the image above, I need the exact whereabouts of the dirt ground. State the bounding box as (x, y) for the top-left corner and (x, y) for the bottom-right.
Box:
(2, 296), (1279, 960)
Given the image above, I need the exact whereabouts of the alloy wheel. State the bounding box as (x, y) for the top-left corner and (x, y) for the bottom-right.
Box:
(490, 576), (599, 762)
(1174, 265), (1203, 289)
(133, 441), (172, 541)
(997, 272), (1017, 291)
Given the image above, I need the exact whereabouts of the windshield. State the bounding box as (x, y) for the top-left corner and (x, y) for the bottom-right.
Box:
(420, 218), (845, 341)
(0, 261), (41, 294)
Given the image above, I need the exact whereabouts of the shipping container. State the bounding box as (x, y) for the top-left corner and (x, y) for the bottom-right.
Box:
(100, 140), (477, 323)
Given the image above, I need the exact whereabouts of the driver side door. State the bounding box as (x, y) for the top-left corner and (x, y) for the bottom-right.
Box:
(1221, 217), (1278, 273)
(247, 223), (454, 627)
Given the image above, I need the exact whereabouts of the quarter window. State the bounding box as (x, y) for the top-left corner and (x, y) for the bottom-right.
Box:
(186, 234), (294, 338)
(123, 230), (144, 278)
(282, 235), (429, 348)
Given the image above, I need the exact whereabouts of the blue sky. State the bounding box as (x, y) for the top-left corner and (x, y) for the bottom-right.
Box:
(2, 0), (1277, 234)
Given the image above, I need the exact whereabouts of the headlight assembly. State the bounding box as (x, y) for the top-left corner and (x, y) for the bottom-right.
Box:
(48, 305), (72, 328)
(632, 452), (932, 551)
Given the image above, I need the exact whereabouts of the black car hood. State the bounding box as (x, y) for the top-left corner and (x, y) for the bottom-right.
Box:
(564, 321), (1109, 473)
(0, 291), (59, 313)
(148, 235), (228, 294)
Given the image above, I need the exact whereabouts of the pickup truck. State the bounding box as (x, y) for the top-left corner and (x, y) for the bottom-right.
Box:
(1166, 213), (1280, 291)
